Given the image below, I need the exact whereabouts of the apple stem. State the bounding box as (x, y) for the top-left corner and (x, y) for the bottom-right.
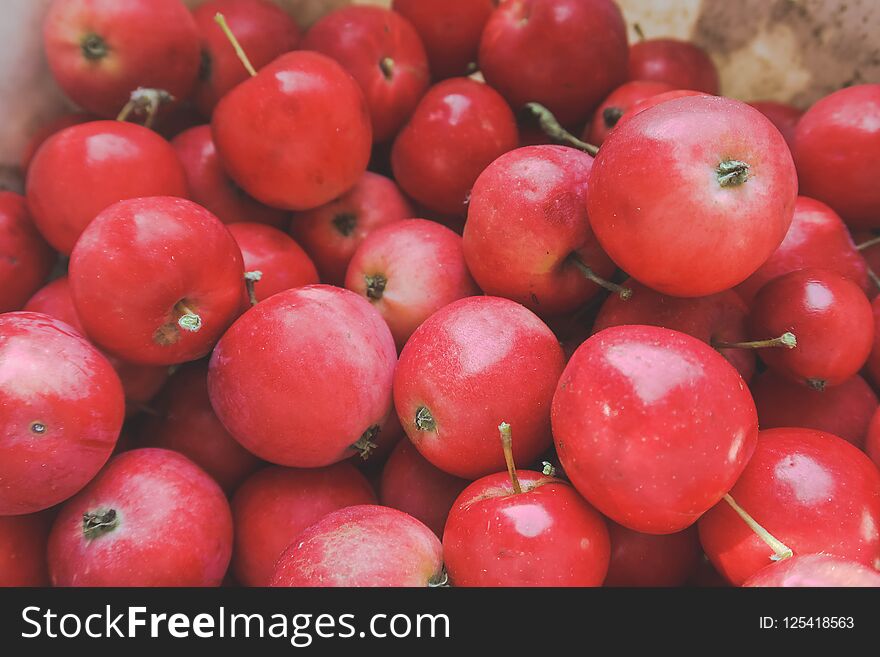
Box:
(351, 425), (379, 460)
(244, 270), (262, 307)
(116, 87), (174, 128)
(214, 12), (257, 77)
(713, 332), (796, 350)
(175, 301), (202, 332)
(856, 235), (880, 251)
(379, 57), (395, 81)
(498, 422), (522, 495)
(867, 266), (880, 291)
(569, 253), (632, 300)
(523, 102), (599, 156)
(541, 461), (556, 477)
(723, 494), (793, 562)
(365, 274), (387, 301)
(83, 508), (119, 540)
(633, 22), (646, 41)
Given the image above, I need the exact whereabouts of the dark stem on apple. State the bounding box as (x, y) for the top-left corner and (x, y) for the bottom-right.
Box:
(365, 274), (387, 301)
(214, 12), (257, 77)
(569, 253), (632, 300)
(633, 22), (646, 41)
(332, 212), (356, 236)
(82, 509), (119, 540)
(523, 103), (599, 156)
(81, 33), (108, 60)
(856, 235), (880, 251)
(716, 160), (750, 187)
(498, 422), (522, 495)
(175, 300), (202, 332)
(602, 106), (624, 129)
(712, 332), (796, 350)
(415, 406), (435, 432)
(351, 425), (380, 460)
(722, 494), (793, 562)
(807, 378), (827, 391)
(244, 270), (263, 307)
(116, 88), (174, 128)
(379, 57), (395, 81)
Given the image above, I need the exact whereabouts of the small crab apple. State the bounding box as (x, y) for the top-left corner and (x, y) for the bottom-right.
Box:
(26, 120), (189, 254)
(443, 423), (610, 586)
(0, 192), (54, 313)
(588, 95), (798, 297)
(232, 463), (376, 587)
(748, 268), (873, 389)
(744, 554), (880, 587)
(584, 80), (675, 146)
(270, 505), (444, 587)
(604, 522), (702, 587)
(20, 112), (94, 172)
(612, 88), (707, 132)
(48, 448), (233, 587)
(345, 219), (479, 349)
(69, 197), (245, 366)
(628, 38), (719, 94)
(552, 325), (759, 534)
(0, 512), (52, 586)
(394, 296), (565, 479)
(865, 407), (880, 468)
(208, 285), (397, 467)
(290, 172), (414, 286)
(0, 313), (124, 516)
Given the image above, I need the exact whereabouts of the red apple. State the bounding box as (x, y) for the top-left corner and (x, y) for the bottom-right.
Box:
(0, 192), (54, 313)
(744, 554), (880, 587)
(604, 522), (701, 587)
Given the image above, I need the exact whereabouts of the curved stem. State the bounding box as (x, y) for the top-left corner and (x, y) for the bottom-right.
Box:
(175, 301), (202, 332)
(498, 422), (522, 495)
(523, 102), (599, 156)
(214, 12), (257, 77)
(723, 494), (793, 562)
(713, 332), (796, 350)
(244, 270), (262, 307)
(569, 253), (632, 300)
(867, 266), (880, 291)
(116, 88), (174, 128)
(856, 235), (880, 251)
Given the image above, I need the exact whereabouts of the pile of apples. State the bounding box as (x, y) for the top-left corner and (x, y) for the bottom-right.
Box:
(1, 0), (879, 589)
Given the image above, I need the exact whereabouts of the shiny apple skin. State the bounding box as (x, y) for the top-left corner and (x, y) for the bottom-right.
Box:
(478, 0), (628, 127)
(748, 101), (802, 152)
(748, 268), (873, 388)
(443, 470), (610, 586)
(393, 296), (565, 479)
(628, 39), (719, 94)
(0, 192), (54, 313)
(48, 448), (232, 586)
(212, 51), (372, 211)
(26, 120), (189, 254)
(0, 312), (124, 516)
(270, 505), (443, 587)
(744, 554), (880, 587)
(592, 278), (755, 381)
(463, 145), (616, 317)
(699, 428), (880, 586)
(0, 512), (52, 586)
(552, 325), (759, 534)
(588, 95), (798, 297)
(604, 522), (702, 587)
(232, 462), (376, 587)
(584, 80), (675, 146)
(208, 285), (397, 467)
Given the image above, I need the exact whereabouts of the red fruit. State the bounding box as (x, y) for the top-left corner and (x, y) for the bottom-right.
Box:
(212, 51), (371, 210)
(0, 312), (124, 515)
(48, 448), (232, 586)
(228, 223), (319, 304)
(612, 88), (708, 134)
(552, 325), (759, 534)
(26, 120), (189, 254)
(43, 0), (200, 118)
(867, 296), (880, 385)
(628, 39), (719, 94)
(794, 84), (880, 229)
(479, 0), (628, 127)
(0, 513), (52, 586)
(751, 371), (877, 448)
(463, 145), (618, 317)
(270, 505), (443, 587)
(392, 0), (493, 80)
(303, 6), (429, 143)
(232, 463), (376, 587)
(345, 219), (478, 349)
(588, 95), (798, 297)
(698, 428), (880, 585)
(192, 0), (301, 116)
(0, 192), (53, 313)
(748, 268), (873, 389)
(444, 468), (610, 586)
(584, 80), (675, 146)
(592, 279), (755, 381)
(744, 554), (880, 587)
(208, 285), (397, 467)
(604, 522), (701, 587)
(748, 101), (802, 152)
(379, 439), (468, 537)
(69, 197), (244, 365)
(391, 77), (518, 216)
(394, 296), (565, 479)
(139, 362), (262, 492)
(290, 172), (414, 285)
(361, 406), (405, 466)
(865, 407), (880, 469)
(20, 112), (94, 171)
(171, 125), (287, 227)
(735, 196), (869, 305)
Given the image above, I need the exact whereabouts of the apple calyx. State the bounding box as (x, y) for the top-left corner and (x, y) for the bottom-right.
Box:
(214, 12), (257, 78)
(365, 274), (387, 301)
(541, 461), (556, 477)
(499, 421), (523, 495)
(116, 88), (175, 128)
(569, 253), (632, 300)
(602, 106), (624, 129)
(379, 57), (395, 81)
(522, 102), (599, 156)
(351, 425), (380, 460)
(807, 378), (827, 391)
(244, 270), (263, 307)
(713, 332), (797, 351)
(83, 508), (119, 540)
(332, 212), (357, 236)
(30, 421), (47, 435)
(81, 33), (108, 61)
(716, 160), (750, 188)
(722, 493), (793, 562)
(415, 406), (436, 432)
(175, 300), (203, 333)
(427, 567), (449, 588)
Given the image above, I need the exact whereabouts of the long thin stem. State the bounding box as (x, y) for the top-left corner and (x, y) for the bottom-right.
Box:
(498, 422), (522, 495)
(523, 102), (599, 156)
(713, 332), (796, 350)
(723, 494), (793, 562)
(569, 253), (632, 300)
(244, 270), (262, 307)
(214, 12), (257, 77)
(856, 235), (880, 251)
